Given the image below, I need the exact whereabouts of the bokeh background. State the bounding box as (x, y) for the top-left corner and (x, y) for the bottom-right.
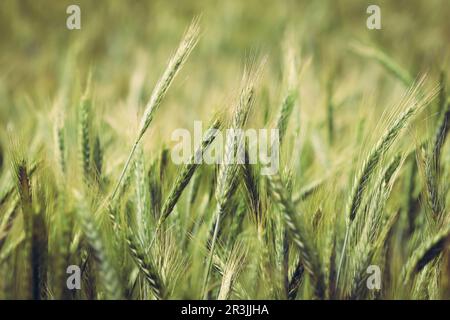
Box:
(1, 0), (448, 134)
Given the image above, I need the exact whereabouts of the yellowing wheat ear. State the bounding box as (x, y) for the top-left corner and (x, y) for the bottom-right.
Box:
(111, 19), (200, 201)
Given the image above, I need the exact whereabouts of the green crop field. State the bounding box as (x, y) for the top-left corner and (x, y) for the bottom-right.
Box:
(0, 0), (449, 300)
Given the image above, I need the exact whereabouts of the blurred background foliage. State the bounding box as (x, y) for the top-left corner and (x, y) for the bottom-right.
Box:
(0, 1), (448, 123)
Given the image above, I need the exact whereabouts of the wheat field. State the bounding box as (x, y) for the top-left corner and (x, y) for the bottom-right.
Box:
(0, 0), (449, 300)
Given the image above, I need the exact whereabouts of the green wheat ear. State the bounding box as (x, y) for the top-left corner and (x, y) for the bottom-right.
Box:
(76, 194), (123, 300)
(92, 134), (103, 180)
(125, 228), (166, 300)
(159, 117), (221, 225)
(424, 95), (450, 217)
(275, 45), (299, 145)
(110, 19), (200, 201)
(12, 158), (33, 236)
(402, 224), (450, 283)
(54, 111), (66, 176)
(10, 151), (33, 299)
(78, 72), (92, 185)
(134, 144), (149, 239)
(267, 172), (326, 299)
(202, 58), (266, 299)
